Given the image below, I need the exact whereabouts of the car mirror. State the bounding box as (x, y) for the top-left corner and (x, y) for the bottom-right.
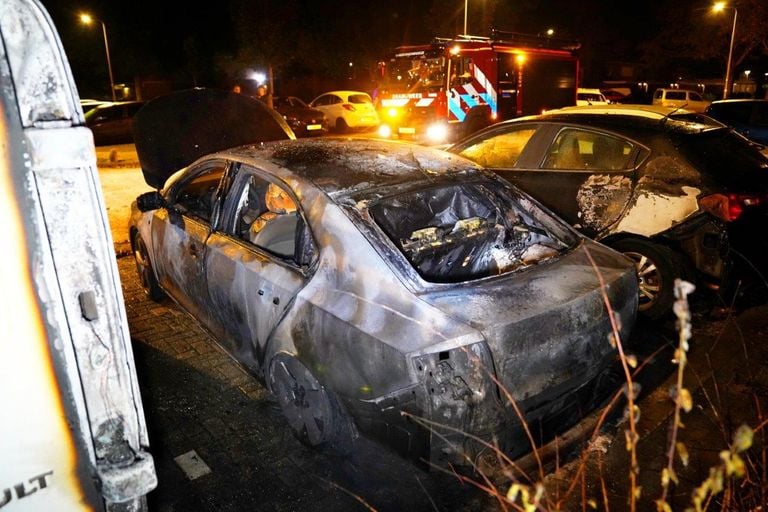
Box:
(136, 191), (165, 212)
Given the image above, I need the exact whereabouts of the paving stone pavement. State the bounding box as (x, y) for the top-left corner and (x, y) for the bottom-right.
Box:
(117, 255), (502, 512)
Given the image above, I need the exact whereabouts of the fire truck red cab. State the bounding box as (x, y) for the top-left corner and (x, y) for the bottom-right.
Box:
(376, 31), (580, 143)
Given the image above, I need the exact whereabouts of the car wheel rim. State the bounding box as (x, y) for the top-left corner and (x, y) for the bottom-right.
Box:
(624, 251), (660, 310)
(272, 358), (330, 446)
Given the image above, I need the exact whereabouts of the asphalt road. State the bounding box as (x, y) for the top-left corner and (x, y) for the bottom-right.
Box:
(98, 143), (768, 511)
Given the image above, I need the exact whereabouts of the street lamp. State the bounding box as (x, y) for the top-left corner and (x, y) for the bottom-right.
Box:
(79, 13), (116, 101)
(712, 2), (737, 100)
(463, 0), (468, 35)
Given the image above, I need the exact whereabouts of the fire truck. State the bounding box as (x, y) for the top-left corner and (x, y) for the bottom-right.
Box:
(375, 30), (581, 143)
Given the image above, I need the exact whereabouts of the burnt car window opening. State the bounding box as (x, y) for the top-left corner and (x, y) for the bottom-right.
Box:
(543, 129), (633, 171)
(457, 128), (537, 168)
(675, 128), (768, 180)
(172, 166), (226, 222)
(369, 182), (575, 283)
(234, 175), (302, 260)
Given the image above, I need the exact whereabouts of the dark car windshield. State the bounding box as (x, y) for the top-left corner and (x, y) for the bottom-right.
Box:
(369, 181), (577, 283)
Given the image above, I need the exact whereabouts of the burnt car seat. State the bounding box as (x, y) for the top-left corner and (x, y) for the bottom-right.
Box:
(249, 183), (299, 257)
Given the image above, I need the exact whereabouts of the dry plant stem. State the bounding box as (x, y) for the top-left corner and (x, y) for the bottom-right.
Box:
(400, 410), (530, 482)
(404, 413), (511, 511)
(318, 477), (379, 511)
(583, 246), (638, 512)
(414, 474), (440, 512)
(555, 342), (668, 508)
(485, 370), (546, 483)
(599, 453), (610, 512)
(658, 283), (691, 506)
(425, 461), (520, 512)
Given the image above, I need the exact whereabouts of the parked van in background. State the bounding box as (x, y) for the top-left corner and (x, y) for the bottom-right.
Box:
(652, 88), (711, 112)
(576, 88), (610, 106)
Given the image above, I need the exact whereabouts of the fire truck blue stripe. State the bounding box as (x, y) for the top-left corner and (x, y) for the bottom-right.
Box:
(461, 94), (479, 108)
(448, 95), (466, 122)
(479, 93), (497, 115)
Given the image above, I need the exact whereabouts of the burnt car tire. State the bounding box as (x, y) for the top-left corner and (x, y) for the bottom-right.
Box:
(132, 231), (165, 302)
(269, 354), (356, 454)
(610, 239), (680, 319)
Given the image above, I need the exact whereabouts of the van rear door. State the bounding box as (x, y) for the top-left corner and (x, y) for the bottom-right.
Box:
(0, 1), (157, 510)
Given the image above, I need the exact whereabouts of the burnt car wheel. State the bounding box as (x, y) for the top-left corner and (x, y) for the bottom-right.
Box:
(269, 354), (356, 452)
(132, 231), (165, 302)
(610, 239), (679, 319)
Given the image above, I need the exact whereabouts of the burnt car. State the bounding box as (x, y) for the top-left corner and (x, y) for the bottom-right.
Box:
(128, 89), (638, 466)
(273, 95), (329, 137)
(450, 104), (768, 317)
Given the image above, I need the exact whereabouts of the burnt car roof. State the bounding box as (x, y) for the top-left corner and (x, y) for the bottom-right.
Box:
(134, 88), (295, 188)
(215, 137), (484, 197)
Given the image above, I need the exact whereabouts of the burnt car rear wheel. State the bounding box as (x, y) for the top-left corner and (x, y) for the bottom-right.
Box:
(610, 239), (679, 319)
(132, 231), (165, 302)
(269, 354), (356, 453)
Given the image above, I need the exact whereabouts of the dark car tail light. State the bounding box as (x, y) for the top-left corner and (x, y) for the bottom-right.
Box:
(699, 193), (762, 222)
(342, 103), (357, 112)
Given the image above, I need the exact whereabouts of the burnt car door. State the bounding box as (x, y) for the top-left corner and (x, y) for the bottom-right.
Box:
(151, 160), (230, 325)
(457, 123), (639, 237)
(204, 166), (314, 371)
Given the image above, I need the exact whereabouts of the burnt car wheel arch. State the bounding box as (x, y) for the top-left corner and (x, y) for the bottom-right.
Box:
(268, 353), (357, 452)
(132, 230), (165, 302)
(608, 238), (681, 319)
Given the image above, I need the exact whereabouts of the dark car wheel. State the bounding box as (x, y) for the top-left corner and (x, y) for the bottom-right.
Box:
(335, 117), (349, 133)
(132, 231), (165, 302)
(610, 239), (680, 319)
(269, 354), (356, 453)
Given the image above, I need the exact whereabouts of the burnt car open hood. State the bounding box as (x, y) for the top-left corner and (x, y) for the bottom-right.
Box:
(133, 88), (295, 188)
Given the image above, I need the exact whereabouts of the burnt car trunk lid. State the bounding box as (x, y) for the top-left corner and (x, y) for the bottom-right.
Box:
(417, 240), (637, 403)
(132, 88), (295, 189)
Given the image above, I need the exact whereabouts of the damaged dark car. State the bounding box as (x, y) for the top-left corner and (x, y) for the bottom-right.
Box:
(451, 105), (768, 317)
(128, 89), (639, 467)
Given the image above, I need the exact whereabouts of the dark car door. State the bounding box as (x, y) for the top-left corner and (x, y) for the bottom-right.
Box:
(204, 166), (314, 371)
(456, 122), (639, 237)
(151, 160), (229, 326)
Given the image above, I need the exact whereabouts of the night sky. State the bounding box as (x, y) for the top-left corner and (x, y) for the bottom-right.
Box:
(37, 0), (749, 101)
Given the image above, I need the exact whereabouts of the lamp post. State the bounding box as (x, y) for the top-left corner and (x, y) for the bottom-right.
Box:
(79, 13), (116, 101)
(712, 2), (737, 100)
(463, 0), (468, 35)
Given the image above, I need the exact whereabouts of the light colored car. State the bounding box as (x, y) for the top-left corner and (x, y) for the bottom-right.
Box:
(128, 89), (638, 467)
(652, 88), (710, 113)
(309, 90), (380, 132)
(576, 88), (610, 106)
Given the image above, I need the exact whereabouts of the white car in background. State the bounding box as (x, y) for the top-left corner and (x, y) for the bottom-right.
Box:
(309, 90), (380, 132)
(576, 88), (610, 106)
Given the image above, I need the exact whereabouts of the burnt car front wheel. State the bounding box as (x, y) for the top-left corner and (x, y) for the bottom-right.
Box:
(610, 239), (680, 319)
(269, 354), (356, 453)
(132, 231), (165, 302)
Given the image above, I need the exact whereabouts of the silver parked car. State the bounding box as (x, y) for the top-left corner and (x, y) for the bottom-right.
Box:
(129, 89), (638, 465)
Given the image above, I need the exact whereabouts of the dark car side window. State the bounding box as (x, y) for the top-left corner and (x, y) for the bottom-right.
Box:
(172, 166), (226, 223)
(543, 129), (633, 171)
(456, 128), (537, 168)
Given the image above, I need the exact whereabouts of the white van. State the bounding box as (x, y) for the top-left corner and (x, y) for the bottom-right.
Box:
(576, 88), (610, 106)
(0, 0), (157, 509)
(652, 88), (711, 113)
